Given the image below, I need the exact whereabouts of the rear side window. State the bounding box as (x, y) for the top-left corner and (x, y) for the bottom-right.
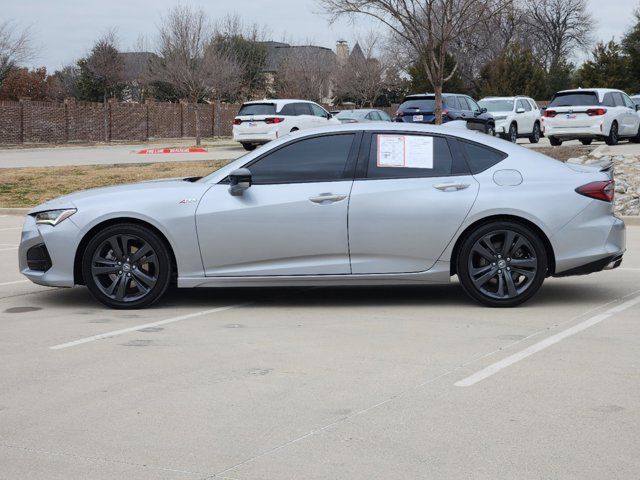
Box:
(238, 103), (276, 116)
(549, 92), (599, 107)
(399, 97), (435, 111)
(365, 134), (455, 179)
(446, 96), (460, 110)
(460, 140), (507, 174)
(248, 134), (355, 184)
(294, 103), (312, 115)
(279, 104), (297, 116)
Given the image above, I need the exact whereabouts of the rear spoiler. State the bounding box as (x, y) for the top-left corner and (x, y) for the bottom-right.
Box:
(598, 160), (614, 178)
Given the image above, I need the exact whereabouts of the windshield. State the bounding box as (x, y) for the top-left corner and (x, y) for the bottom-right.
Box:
(238, 103), (276, 116)
(479, 99), (514, 112)
(336, 110), (366, 119)
(549, 92), (600, 107)
(399, 98), (435, 111)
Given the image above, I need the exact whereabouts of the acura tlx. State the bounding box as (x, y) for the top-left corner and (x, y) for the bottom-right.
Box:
(19, 123), (625, 309)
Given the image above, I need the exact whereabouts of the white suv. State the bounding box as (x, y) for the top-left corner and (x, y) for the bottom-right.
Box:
(233, 99), (340, 150)
(478, 96), (542, 143)
(543, 88), (640, 146)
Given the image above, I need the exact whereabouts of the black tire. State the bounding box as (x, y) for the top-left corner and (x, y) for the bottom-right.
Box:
(82, 223), (172, 309)
(485, 123), (495, 136)
(549, 136), (562, 146)
(630, 125), (640, 143)
(290, 127), (299, 133)
(529, 122), (541, 143)
(605, 121), (619, 146)
(241, 143), (257, 151)
(580, 138), (593, 146)
(456, 221), (548, 308)
(508, 122), (518, 143)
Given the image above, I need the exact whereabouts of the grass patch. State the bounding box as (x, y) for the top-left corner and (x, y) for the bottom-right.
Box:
(0, 159), (232, 208)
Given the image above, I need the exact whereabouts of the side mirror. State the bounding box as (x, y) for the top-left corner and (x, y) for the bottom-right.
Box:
(228, 168), (252, 196)
(326, 113), (333, 119)
(636, 104), (640, 111)
(516, 107), (526, 114)
(480, 107), (487, 114)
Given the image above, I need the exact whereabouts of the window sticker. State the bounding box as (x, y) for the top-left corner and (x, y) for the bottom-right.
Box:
(377, 135), (434, 168)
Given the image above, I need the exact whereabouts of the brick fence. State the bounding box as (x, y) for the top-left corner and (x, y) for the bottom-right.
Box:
(0, 99), (241, 145)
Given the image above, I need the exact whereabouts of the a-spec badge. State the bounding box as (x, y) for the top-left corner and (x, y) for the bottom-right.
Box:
(179, 198), (198, 204)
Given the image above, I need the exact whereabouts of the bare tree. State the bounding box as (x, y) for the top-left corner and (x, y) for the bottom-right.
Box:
(319, 0), (513, 123)
(86, 30), (124, 141)
(0, 20), (34, 83)
(524, 0), (593, 69)
(150, 5), (243, 144)
(335, 34), (393, 106)
(275, 45), (336, 102)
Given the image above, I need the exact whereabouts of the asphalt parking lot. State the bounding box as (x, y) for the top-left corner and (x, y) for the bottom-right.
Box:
(1, 213), (639, 479)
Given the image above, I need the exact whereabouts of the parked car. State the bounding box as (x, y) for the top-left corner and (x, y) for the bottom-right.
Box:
(232, 99), (340, 150)
(631, 94), (640, 107)
(479, 96), (542, 143)
(543, 88), (640, 146)
(395, 93), (496, 135)
(335, 109), (392, 123)
(19, 123), (624, 309)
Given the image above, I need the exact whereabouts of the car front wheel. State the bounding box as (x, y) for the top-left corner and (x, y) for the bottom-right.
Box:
(82, 223), (172, 309)
(457, 221), (547, 307)
(549, 136), (562, 146)
(485, 123), (495, 136)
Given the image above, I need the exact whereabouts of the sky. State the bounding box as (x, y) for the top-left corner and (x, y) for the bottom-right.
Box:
(2, 0), (637, 72)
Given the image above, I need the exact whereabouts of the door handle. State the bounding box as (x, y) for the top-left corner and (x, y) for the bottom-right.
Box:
(433, 183), (470, 192)
(309, 193), (347, 204)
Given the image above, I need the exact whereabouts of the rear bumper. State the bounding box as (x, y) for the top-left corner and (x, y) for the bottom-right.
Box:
(544, 122), (604, 139)
(554, 253), (623, 277)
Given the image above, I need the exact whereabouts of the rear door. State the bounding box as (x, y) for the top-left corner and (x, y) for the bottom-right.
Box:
(620, 92), (639, 135)
(348, 132), (479, 274)
(294, 103), (315, 129)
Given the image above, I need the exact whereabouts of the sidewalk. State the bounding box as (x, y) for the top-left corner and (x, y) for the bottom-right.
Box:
(0, 139), (244, 168)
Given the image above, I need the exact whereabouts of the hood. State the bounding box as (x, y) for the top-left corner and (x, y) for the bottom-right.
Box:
(29, 177), (204, 214)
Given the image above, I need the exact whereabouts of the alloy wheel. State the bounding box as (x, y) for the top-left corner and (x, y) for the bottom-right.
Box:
(90, 234), (159, 302)
(467, 230), (538, 300)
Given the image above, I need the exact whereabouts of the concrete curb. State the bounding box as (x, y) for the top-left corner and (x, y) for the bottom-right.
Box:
(1, 207), (639, 225)
(0, 208), (30, 216)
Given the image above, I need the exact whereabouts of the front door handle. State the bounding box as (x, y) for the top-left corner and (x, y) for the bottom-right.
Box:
(433, 182), (470, 192)
(309, 193), (347, 204)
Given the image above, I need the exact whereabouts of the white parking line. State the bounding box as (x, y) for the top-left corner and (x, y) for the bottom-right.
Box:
(0, 279), (29, 286)
(0, 247), (18, 252)
(455, 292), (640, 387)
(0, 227), (21, 231)
(50, 303), (250, 350)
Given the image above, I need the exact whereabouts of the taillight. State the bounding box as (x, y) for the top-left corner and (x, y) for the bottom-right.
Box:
(265, 117), (284, 124)
(575, 180), (615, 202)
(544, 109), (557, 118)
(587, 108), (607, 116)
(233, 118), (242, 125)
(442, 109), (449, 117)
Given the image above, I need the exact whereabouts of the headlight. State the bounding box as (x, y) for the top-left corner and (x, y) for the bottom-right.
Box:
(493, 115), (508, 121)
(34, 209), (77, 226)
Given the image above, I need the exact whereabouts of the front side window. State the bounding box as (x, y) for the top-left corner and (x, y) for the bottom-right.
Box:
(518, 99), (532, 111)
(466, 97), (481, 112)
(622, 93), (636, 109)
(248, 134), (355, 184)
(294, 103), (312, 116)
(365, 134), (455, 179)
(279, 103), (298, 116)
(310, 103), (328, 117)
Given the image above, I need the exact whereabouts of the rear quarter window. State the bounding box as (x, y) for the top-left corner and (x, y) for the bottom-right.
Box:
(238, 103), (276, 116)
(460, 140), (507, 174)
(399, 98), (436, 111)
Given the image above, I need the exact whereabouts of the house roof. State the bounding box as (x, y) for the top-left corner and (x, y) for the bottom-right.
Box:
(260, 42), (337, 73)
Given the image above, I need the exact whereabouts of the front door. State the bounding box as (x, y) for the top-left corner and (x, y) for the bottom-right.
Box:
(196, 133), (359, 276)
(348, 132), (479, 274)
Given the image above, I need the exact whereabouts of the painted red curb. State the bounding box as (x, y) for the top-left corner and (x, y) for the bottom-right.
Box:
(136, 147), (208, 154)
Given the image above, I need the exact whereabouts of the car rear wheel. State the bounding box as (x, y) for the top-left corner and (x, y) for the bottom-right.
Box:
(630, 125), (640, 143)
(508, 123), (518, 143)
(580, 138), (593, 146)
(605, 121), (619, 146)
(241, 143), (257, 151)
(457, 221), (547, 307)
(549, 136), (562, 146)
(529, 122), (541, 143)
(82, 224), (172, 309)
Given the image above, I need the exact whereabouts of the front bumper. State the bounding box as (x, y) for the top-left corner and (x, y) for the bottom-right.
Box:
(19, 214), (79, 287)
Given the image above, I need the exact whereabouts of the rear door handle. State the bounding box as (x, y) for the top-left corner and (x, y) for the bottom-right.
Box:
(433, 183), (470, 192)
(309, 193), (347, 204)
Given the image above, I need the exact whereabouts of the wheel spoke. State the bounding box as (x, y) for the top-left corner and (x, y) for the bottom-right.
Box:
(471, 264), (493, 276)
(481, 235), (499, 255)
(504, 271), (518, 297)
(132, 269), (156, 289)
(473, 242), (495, 262)
(115, 276), (128, 300)
(92, 265), (120, 275)
(502, 231), (516, 257)
(511, 267), (535, 279)
(473, 267), (498, 288)
(510, 257), (537, 269)
(131, 243), (152, 263)
(106, 275), (121, 296)
(107, 236), (124, 260)
(496, 273), (505, 297)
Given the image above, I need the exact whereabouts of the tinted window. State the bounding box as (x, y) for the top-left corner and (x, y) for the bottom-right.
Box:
(632, 97), (640, 107)
(279, 103), (297, 116)
(622, 93), (636, 109)
(479, 99), (514, 112)
(399, 97), (435, 111)
(238, 103), (276, 116)
(602, 93), (615, 107)
(528, 99), (538, 110)
(467, 97), (481, 112)
(337, 110), (366, 120)
(447, 96), (460, 110)
(369, 111), (382, 121)
(549, 92), (599, 107)
(518, 99), (532, 111)
(612, 92), (625, 107)
(310, 103), (327, 117)
(249, 134), (355, 184)
(379, 111), (391, 121)
(294, 103), (312, 115)
(460, 140), (507, 174)
(366, 134), (454, 179)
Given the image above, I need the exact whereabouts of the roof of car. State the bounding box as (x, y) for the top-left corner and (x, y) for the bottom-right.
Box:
(555, 88), (627, 102)
(480, 96), (533, 101)
(337, 109), (381, 113)
(241, 99), (318, 106)
(404, 93), (470, 98)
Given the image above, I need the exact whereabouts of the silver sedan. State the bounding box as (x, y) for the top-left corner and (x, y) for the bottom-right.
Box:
(19, 123), (625, 308)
